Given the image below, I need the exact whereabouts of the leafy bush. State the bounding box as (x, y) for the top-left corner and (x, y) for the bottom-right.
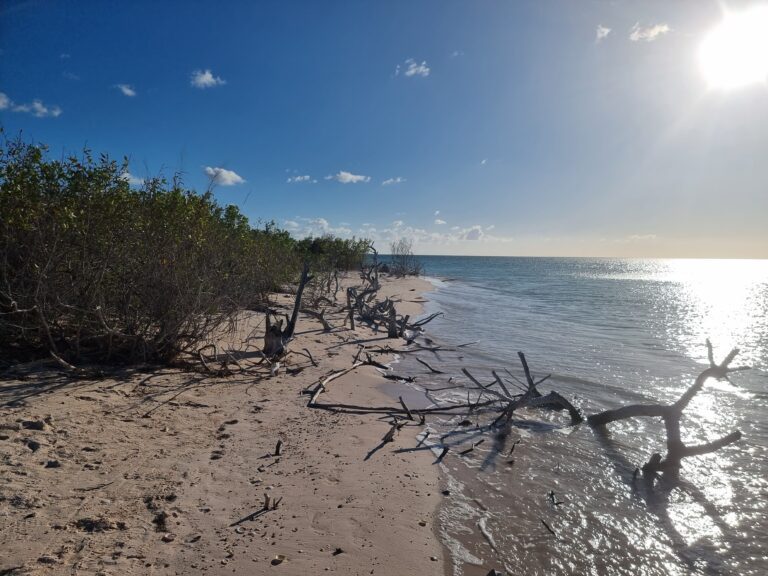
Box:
(0, 135), (367, 365)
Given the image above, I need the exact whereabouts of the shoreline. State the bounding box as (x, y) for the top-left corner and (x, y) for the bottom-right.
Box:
(0, 275), (445, 575)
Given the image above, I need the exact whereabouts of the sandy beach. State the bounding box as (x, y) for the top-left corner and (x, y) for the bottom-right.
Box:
(0, 275), (444, 575)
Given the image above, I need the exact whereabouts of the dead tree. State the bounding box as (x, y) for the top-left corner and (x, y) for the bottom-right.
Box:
(346, 286), (440, 339)
(463, 352), (583, 426)
(262, 262), (313, 359)
(588, 340), (747, 474)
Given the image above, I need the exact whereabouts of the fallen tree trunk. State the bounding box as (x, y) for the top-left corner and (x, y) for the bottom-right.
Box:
(588, 340), (747, 474)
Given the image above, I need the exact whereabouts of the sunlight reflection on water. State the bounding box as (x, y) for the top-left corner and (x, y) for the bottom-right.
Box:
(404, 257), (768, 576)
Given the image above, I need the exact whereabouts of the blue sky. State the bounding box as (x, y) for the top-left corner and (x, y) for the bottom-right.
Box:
(2, 0), (767, 257)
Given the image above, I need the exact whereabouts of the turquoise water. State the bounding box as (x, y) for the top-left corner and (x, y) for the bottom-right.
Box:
(400, 257), (768, 575)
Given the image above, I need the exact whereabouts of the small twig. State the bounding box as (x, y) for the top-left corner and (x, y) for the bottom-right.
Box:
(415, 356), (444, 374)
(399, 396), (414, 420)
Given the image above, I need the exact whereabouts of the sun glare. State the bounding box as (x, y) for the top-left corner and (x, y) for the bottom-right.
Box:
(699, 6), (768, 90)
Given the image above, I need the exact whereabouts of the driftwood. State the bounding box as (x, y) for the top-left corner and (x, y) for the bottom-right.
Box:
(462, 352), (583, 426)
(263, 262), (313, 359)
(50, 351), (103, 379)
(399, 396), (414, 420)
(309, 397), (498, 417)
(306, 362), (365, 406)
(343, 250), (441, 339)
(300, 307), (333, 331)
(588, 340), (747, 474)
(415, 356), (444, 374)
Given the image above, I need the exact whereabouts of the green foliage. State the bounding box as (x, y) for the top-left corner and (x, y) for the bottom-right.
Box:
(0, 135), (368, 364)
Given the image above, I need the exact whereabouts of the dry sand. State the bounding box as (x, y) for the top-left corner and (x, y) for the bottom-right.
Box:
(0, 275), (445, 575)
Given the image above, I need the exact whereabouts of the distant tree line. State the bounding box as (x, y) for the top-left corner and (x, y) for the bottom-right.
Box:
(0, 134), (370, 365)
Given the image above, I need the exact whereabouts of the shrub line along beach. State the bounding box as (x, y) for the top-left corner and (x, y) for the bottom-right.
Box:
(0, 138), (446, 574)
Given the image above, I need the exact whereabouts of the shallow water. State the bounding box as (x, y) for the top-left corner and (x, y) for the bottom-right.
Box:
(398, 257), (768, 576)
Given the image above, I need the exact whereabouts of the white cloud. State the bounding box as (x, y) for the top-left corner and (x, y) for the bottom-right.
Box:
(596, 24), (611, 43)
(120, 171), (144, 186)
(204, 166), (245, 186)
(62, 71), (79, 81)
(480, 158), (487, 165)
(284, 217), (352, 238)
(629, 23), (671, 42)
(287, 175), (311, 183)
(115, 84), (136, 97)
(462, 225), (484, 241)
(435, 219), (447, 225)
(281, 217), (513, 253)
(59, 53), (70, 59)
(396, 58), (430, 78)
(4, 93), (62, 118)
(382, 176), (406, 186)
(328, 170), (370, 184)
(191, 69), (226, 89)
(434, 210), (440, 216)
(450, 50), (464, 58)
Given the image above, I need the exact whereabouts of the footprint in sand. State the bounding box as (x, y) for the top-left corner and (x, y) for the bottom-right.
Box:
(212, 419), (239, 457)
(210, 449), (225, 460)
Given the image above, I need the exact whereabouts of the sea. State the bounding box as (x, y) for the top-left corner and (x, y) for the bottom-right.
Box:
(389, 257), (768, 576)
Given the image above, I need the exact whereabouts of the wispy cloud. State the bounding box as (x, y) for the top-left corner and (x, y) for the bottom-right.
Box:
(480, 158), (487, 165)
(24, 101), (63, 117)
(595, 24), (611, 43)
(395, 58), (431, 78)
(204, 166), (245, 186)
(287, 175), (311, 183)
(434, 210), (440, 216)
(0, 92), (62, 117)
(327, 170), (370, 184)
(382, 176), (406, 186)
(115, 84), (136, 97)
(435, 219), (447, 225)
(626, 234), (658, 242)
(62, 71), (79, 81)
(59, 53), (70, 59)
(629, 23), (671, 42)
(191, 69), (226, 89)
(450, 50), (464, 58)
(120, 171), (144, 187)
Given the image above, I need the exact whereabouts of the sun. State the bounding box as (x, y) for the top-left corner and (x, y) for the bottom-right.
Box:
(699, 6), (768, 90)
